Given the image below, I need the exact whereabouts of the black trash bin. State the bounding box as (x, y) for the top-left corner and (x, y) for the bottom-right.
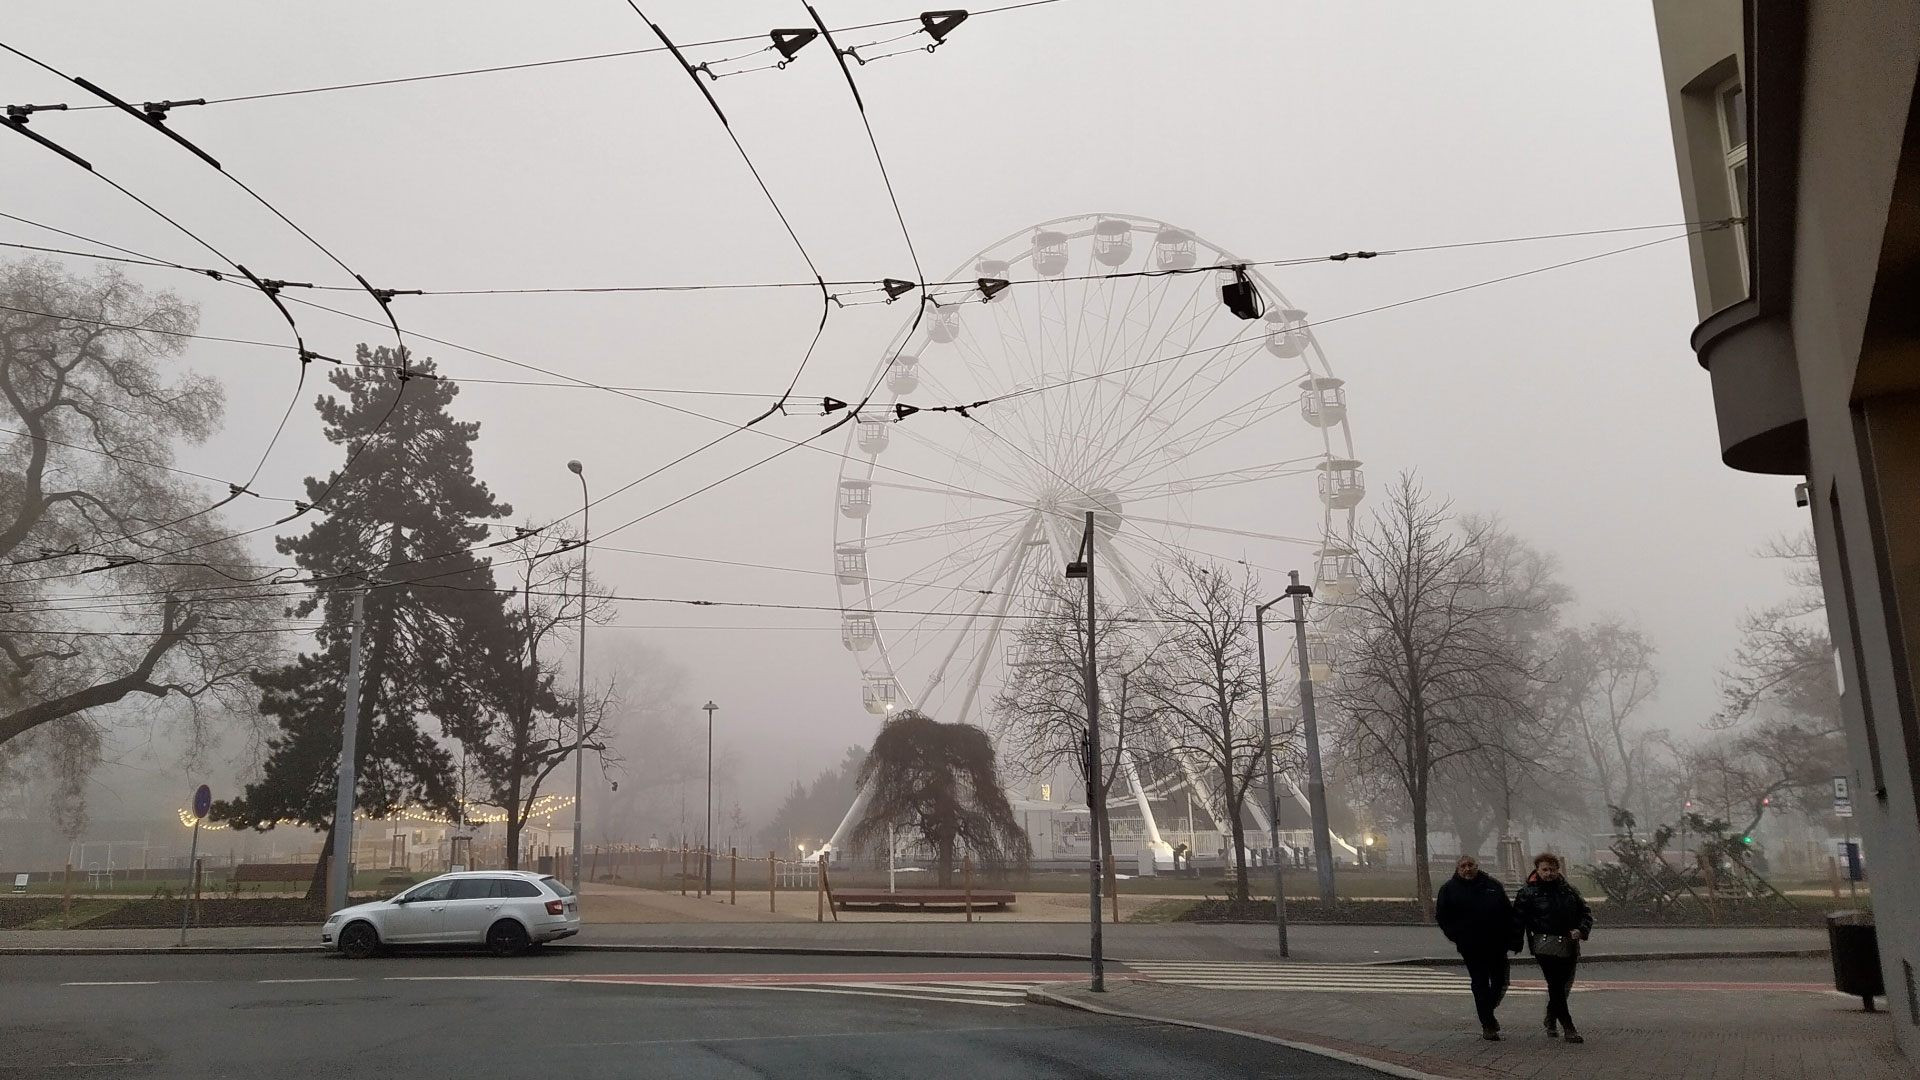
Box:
(1827, 910), (1884, 1011)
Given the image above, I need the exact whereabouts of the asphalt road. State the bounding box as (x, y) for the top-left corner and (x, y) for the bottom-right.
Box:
(0, 952), (1377, 1079)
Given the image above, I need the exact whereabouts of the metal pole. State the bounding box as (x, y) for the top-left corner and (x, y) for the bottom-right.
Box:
(704, 701), (717, 895)
(1255, 598), (1290, 958)
(569, 462), (589, 897)
(1074, 512), (1105, 992)
(328, 588), (367, 915)
(178, 819), (200, 946)
(1288, 570), (1337, 905)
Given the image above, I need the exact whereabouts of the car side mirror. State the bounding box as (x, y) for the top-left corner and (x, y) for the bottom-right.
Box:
(393, 895), (411, 904)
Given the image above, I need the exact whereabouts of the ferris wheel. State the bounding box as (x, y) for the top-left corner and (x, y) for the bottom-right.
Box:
(824, 213), (1362, 854)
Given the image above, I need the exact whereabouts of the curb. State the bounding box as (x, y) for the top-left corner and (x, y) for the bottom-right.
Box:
(1373, 948), (1828, 967)
(1025, 985), (1465, 1080)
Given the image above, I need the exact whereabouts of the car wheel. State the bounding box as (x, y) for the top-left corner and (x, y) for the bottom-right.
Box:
(486, 919), (530, 957)
(338, 921), (380, 960)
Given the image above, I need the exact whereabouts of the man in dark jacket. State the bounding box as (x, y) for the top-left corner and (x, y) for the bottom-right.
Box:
(1436, 854), (1520, 1040)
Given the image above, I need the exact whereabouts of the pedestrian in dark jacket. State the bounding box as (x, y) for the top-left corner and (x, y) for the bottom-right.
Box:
(1435, 855), (1520, 1040)
(1512, 852), (1594, 1043)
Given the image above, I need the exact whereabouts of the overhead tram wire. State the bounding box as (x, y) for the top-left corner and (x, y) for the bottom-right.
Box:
(0, 223), (1716, 598)
(625, 4), (834, 424)
(967, 226), (1718, 415)
(0, 76), (327, 567)
(1, 206), (1739, 307)
(0, 42), (433, 580)
(40, 1), (1069, 112)
(805, 1), (931, 413)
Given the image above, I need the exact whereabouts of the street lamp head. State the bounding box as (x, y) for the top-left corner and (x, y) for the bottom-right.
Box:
(567, 460), (584, 475)
(1284, 583), (1313, 598)
(1065, 560), (1089, 579)
(704, 700), (717, 712)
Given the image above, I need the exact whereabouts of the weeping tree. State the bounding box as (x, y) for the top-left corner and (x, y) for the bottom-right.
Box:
(848, 711), (1031, 885)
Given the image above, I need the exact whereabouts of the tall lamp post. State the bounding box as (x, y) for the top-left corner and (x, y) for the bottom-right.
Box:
(703, 700), (718, 895)
(1254, 581), (1308, 959)
(1064, 511), (1104, 992)
(1285, 569), (1337, 904)
(567, 460), (588, 896)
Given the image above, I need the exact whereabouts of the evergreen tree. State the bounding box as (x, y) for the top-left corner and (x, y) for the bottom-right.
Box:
(213, 349), (512, 898)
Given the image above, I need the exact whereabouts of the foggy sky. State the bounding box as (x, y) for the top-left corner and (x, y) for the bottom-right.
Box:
(2, 1), (1802, 839)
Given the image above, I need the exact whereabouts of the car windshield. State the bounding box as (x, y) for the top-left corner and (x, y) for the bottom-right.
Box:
(540, 876), (573, 898)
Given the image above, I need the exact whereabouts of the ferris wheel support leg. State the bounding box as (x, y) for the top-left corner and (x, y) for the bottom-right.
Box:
(820, 774), (878, 859)
(1122, 751), (1174, 872)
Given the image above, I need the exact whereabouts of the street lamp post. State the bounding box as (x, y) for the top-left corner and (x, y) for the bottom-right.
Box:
(1286, 570), (1337, 904)
(567, 460), (588, 897)
(1064, 511), (1104, 993)
(703, 700), (718, 895)
(1255, 581), (1309, 959)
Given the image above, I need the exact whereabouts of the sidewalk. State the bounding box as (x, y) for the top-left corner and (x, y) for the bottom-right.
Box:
(0, 918), (1828, 962)
(1032, 977), (1910, 1080)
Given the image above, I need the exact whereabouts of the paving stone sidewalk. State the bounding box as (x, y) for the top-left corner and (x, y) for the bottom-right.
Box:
(1033, 977), (1911, 1080)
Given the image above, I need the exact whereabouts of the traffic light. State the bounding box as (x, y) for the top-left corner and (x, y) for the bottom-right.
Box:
(1741, 834), (1754, 846)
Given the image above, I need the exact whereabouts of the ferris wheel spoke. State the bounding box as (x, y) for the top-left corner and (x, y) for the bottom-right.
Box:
(888, 421), (1037, 495)
(1098, 334), (1273, 488)
(1108, 380), (1289, 493)
(1122, 309), (1257, 447)
(858, 508), (1029, 551)
(911, 521), (1039, 716)
(865, 477), (1033, 511)
(1107, 455), (1325, 501)
(1075, 289), (1239, 480)
(1066, 274), (1197, 476)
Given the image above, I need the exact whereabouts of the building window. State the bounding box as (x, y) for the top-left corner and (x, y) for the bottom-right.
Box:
(1716, 77), (1750, 289)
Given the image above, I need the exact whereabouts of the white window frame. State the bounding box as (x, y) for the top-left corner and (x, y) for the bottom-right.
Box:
(1715, 76), (1750, 291)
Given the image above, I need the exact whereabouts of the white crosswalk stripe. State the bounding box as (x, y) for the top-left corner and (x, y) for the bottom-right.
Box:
(719, 981), (1035, 1007)
(1126, 960), (1537, 995)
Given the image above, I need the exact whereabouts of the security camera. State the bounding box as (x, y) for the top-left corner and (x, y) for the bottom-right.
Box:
(1794, 482), (1810, 509)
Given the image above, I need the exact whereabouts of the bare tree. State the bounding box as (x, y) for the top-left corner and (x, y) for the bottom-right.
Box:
(1717, 532), (1838, 727)
(1325, 474), (1549, 912)
(993, 574), (1148, 915)
(0, 260), (275, 793)
(1693, 531), (1845, 833)
(1430, 526), (1575, 854)
(1551, 619), (1663, 825)
(1136, 557), (1274, 902)
(456, 525), (617, 868)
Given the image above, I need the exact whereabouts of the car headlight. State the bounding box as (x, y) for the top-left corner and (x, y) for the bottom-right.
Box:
(323, 914), (341, 925)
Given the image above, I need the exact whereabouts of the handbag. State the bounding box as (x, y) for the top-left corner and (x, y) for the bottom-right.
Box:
(1529, 931), (1576, 958)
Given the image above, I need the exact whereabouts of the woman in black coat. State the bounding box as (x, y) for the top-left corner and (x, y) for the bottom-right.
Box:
(1512, 851), (1595, 1043)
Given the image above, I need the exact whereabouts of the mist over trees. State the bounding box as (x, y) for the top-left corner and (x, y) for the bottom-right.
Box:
(0, 260), (277, 836)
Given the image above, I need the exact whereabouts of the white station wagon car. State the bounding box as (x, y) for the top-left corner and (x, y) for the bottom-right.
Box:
(322, 870), (580, 958)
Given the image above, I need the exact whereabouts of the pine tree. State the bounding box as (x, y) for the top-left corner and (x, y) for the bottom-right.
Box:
(213, 348), (513, 898)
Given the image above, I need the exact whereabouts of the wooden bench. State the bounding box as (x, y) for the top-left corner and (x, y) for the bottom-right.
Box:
(832, 888), (1015, 911)
(231, 863), (321, 883)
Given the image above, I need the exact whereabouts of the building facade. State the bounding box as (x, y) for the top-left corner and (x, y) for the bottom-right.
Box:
(1652, 0), (1920, 1056)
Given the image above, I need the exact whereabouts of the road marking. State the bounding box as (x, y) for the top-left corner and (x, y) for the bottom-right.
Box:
(1126, 961), (1484, 994)
(1125, 961), (1831, 994)
(61, 981), (162, 986)
(719, 983), (1025, 1007)
(258, 978), (357, 984)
